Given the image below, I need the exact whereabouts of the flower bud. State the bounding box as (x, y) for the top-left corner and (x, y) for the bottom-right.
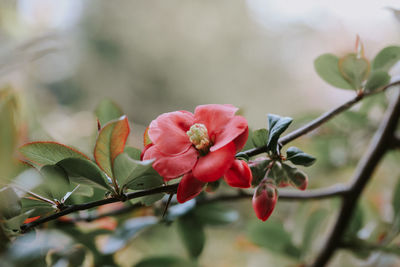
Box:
(248, 157), (271, 186)
(290, 170), (308, 191)
(252, 179), (278, 221)
(224, 159), (252, 188)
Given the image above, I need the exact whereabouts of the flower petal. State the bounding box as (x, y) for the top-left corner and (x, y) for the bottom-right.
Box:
(143, 145), (198, 179)
(194, 104), (238, 137)
(210, 116), (248, 152)
(224, 159), (252, 188)
(140, 143), (153, 160)
(177, 172), (206, 203)
(192, 142), (236, 182)
(148, 110), (194, 155)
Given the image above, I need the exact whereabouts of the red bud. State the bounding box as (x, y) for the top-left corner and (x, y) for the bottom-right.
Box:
(290, 170), (308, 191)
(224, 159), (252, 188)
(252, 179), (278, 221)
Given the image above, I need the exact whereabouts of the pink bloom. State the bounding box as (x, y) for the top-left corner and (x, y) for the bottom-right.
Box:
(142, 104), (250, 203)
(252, 179), (278, 221)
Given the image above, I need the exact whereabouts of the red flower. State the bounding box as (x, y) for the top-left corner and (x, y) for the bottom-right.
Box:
(252, 179), (278, 221)
(142, 104), (251, 203)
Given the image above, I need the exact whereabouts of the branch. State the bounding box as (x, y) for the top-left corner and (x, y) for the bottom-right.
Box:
(20, 184), (178, 232)
(199, 184), (350, 205)
(280, 81), (400, 146)
(391, 134), (400, 149)
(242, 80), (400, 157)
(311, 89), (400, 267)
(54, 184), (348, 224)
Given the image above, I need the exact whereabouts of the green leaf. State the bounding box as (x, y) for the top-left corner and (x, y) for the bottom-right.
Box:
(194, 204), (239, 225)
(286, 147), (316, 167)
(21, 197), (55, 217)
(95, 99), (123, 127)
(66, 184), (94, 198)
(101, 216), (157, 254)
(372, 46), (400, 72)
(61, 184), (93, 203)
(338, 53), (370, 89)
(247, 219), (301, 258)
(241, 128), (255, 151)
(113, 153), (158, 188)
(314, 54), (354, 89)
(249, 158), (272, 186)
(392, 178), (400, 218)
(270, 162), (289, 186)
(177, 214), (205, 259)
(252, 129), (269, 148)
(19, 142), (89, 166)
(57, 158), (112, 190)
(282, 163), (308, 190)
(0, 187), (21, 219)
(302, 209), (328, 256)
(39, 165), (70, 200)
(267, 114), (293, 152)
(125, 147), (142, 160)
(94, 116), (130, 178)
(3, 210), (33, 231)
(134, 256), (197, 267)
(125, 174), (164, 191)
(364, 71), (391, 92)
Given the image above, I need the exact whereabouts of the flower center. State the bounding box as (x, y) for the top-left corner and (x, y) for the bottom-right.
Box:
(187, 123), (211, 154)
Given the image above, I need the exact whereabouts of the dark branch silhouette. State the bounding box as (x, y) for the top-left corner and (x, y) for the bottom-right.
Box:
(311, 88), (400, 267)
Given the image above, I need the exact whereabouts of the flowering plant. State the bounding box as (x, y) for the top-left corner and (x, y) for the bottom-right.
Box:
(1, 39), (400, 267)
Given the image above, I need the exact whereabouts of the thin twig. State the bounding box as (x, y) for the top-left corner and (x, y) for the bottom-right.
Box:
(162, 193), (174, 218)
(280, 81), (400, 146)
(311, 89), (400, 267)
(199, 184), (350, 205)
(242, 80), (400, 157)
(20, 184), (178, 232)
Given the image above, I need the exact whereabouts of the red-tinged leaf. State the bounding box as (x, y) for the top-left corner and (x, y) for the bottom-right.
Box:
(94, 116), (130, 178)
(19, 141), (90, 166)
(23, 216), (40, 224)
(143, 126), (152, 146)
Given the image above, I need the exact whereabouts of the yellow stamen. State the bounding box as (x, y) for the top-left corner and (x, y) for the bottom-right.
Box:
(186, 123), (211, 153)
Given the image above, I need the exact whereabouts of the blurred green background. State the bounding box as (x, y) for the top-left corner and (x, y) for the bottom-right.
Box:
(1, 0), (400, 266)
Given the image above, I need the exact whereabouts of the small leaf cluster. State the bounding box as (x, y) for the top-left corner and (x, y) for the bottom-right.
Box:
(315, 39), (400, 92)
(248, 114), (316, 190)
